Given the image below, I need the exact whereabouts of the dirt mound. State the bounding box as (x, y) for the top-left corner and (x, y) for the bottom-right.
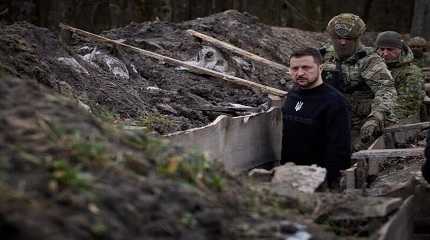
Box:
(0, 10), (406, 240)
(0, 10), (330, 134)
(0, 67), (339, 239)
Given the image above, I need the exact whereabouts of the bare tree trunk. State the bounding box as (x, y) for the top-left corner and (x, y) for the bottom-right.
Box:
(411, 0), (430, 39)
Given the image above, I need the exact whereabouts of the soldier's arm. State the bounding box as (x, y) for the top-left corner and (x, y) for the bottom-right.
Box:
(395, 66), (424, 119)
(360, 54), (397, 122)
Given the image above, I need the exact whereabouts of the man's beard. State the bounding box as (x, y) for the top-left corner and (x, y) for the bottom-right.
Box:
(384, 57), (400, 65)
(296, 75), (319, 88)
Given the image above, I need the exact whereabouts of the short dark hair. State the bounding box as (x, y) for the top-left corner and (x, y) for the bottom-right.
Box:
(289, 48), (322, 65)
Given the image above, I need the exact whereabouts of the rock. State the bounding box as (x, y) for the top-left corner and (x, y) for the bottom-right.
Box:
(362, 197), (403, 218)
(82, 49), (129, 80)
(286, 231), (312, 240)
(57, 81), (91, 112)
(156, 103), (178, 115)
(57, 57), (89, 75)
(182, 46), (231, 74)
(248, 168), (273, 182)
(78, 99), (92, 113)
(314, 193), (403, 235)
(271, 163), (326, 193)
(279, 78), (287, 85)
(232, 56), (254, 72)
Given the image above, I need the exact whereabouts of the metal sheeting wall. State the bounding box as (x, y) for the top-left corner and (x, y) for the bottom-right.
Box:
(166, 107), (282, 174)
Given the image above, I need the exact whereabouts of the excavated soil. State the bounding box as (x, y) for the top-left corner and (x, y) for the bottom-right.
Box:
(367, 156), (424, 197)
(0, 9), (405, 240)
(0, 10), (331, 134)
(0, 67), (343, 239)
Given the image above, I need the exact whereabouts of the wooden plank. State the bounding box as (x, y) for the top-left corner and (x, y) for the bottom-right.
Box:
(352, 148), (424, 160)
(187, 29), (290, 73)
(0, 8), (8, 16)
(368, 136), (386, 150)
(59, 24), (288, 97)
(384, 122), (430, 133)
(344, 166), (356, 189)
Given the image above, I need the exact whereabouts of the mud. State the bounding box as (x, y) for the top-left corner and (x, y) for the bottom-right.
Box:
(367, 156), (424, 197)
(0, 10), (407, 239)
(0, 10), (331, 134)
(0, 68), (342, 239)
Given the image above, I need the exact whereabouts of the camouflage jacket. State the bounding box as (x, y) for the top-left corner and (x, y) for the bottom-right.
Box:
(386, 45), (424, 121)
(320, 44), (398, 126)
(413, 52), (430, 69)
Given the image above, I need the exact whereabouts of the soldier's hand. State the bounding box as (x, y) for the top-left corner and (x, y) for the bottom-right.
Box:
(360, 118), (381, 143)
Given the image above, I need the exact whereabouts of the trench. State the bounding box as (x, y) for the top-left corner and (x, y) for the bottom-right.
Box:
(165, 102), (430, 238)
(375, 185), (430, 240)
(350, 121), (430, 239)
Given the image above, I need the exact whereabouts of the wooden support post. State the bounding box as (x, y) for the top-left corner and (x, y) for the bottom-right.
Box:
(187, 29), (290, 73)
(344, 166), (357, 189)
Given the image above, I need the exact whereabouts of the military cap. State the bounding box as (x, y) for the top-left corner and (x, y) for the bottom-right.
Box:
(407, 36), (427, 47)
(375, 31), (403, 49)
(326, 13), (366, 38)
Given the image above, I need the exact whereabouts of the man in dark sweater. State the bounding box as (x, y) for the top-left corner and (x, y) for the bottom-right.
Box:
(281, 48), (352, 188)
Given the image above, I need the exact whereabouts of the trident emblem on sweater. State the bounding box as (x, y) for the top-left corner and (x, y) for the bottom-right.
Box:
(295, 101), (303, 111)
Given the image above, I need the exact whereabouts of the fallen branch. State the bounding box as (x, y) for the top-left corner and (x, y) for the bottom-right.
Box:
(187, 29), (290, 73)
(0, 8), (8, 17)
(59, 24), (288, 97)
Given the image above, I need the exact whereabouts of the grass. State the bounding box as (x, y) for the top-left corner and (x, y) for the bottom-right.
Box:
(158, 150), (225, 192)
(49, 159), (92, 191)
(91, 105), (121, 124)
(138, 113), (174, 132)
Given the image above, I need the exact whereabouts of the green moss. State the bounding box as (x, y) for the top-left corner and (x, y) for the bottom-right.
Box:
(91, 105), (120, 123)
(90, 221), (108, 238)
(158, 151), (225, 192)
(50, 159), (92, 191)
(180, 212), (198, 228)
(121, 130), (169, 155)
(43, 119), (112, 165)
(138, 113), (174, 132)
(124, 128), (221, 185)
(68, 134), (110, 164)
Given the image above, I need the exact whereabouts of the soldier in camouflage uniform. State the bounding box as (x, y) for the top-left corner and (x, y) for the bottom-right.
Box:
(320, 13), (397, 150)
(407, 36), (430, 68)
(375, 31), (425, 123)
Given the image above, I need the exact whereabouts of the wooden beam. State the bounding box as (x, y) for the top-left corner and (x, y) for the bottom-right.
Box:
(187, 29), (290, 73)
(59, 24), (288, 97)
(384, 121), (430, 133)
(0, 8), (8, 16)
(352, 148), (424, 160)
